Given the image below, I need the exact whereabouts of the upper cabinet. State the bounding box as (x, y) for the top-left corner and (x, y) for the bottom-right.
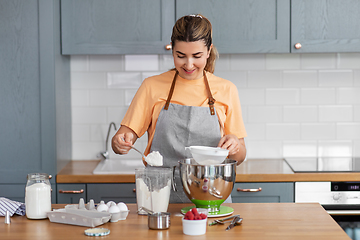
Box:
(61, 0), (360, 54)
(61, 0), (175, 54)
(176, 0), (290, 53)
(291, 0), (360, 53)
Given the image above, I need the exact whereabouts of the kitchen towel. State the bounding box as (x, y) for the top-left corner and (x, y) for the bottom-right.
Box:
(0, 197), (26, 216)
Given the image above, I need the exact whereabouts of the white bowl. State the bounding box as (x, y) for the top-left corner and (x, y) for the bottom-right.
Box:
(182, 208), (208, 235)
(186, 146), (229, 165)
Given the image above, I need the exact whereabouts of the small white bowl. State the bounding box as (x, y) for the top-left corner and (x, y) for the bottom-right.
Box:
(182, 218), (207, 235)
(182, 208), (208, 235)
(186, 146), (229, 165)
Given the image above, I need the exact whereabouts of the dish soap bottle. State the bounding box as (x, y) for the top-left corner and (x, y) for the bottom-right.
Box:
(25, 173), (51, 219)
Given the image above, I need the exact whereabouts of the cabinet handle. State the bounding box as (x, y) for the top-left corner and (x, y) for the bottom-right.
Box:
(294, 43), (302, 49)
(58, 189), (84, 194)
(165, 44), (172, 50)
(237, 187), (262, 192)
(133, 189), (136, 192)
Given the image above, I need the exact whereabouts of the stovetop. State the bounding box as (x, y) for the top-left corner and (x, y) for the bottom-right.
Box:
(284, 157), (360, 173)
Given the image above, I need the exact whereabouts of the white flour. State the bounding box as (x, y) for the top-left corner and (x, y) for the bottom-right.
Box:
(136, 178), (171, 213)
(25, 182), (51, 219)
(145, 151), (163, 166)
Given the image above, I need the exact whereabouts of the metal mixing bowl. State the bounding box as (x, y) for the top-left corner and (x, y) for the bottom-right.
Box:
(179, 159), (237, 213)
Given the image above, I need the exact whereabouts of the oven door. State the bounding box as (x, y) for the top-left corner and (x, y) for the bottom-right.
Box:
(326, 208), (360, 240)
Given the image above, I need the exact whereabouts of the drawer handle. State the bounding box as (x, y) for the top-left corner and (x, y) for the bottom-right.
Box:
(58, 189), (84, 194)
(165, 44), (172, 50)
(237, 187), (262, 192)
(294, 43), (302, 49)
(133, 189), (136, 192)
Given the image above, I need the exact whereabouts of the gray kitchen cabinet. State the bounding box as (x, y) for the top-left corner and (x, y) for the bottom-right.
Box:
(291, 0), (360, 53)
(61, 0), (175, 55)
(0, 0), (71, 202)
(87, 183), (137, 203)
(176, 0), (290, 53)
(57, 184), (86, 204)
(231, 182), (294, 203)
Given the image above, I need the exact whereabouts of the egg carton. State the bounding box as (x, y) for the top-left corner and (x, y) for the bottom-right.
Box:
(47, 208), (111, 227)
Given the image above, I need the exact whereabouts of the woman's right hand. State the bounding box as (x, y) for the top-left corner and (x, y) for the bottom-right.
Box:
(111, 126), (137, 155)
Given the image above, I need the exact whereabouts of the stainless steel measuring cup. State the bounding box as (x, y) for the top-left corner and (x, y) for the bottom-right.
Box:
(139, 207), (171, 230)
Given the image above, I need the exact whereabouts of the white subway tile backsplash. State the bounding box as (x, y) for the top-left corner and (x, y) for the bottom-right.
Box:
(230, 54), (266, 70)
(266, 123), (300, 140)
(319, 105), (353, 122)
(283, 70), (318, 87)
(107, 72), (142, 89)
(70, 55), (89, 71)
(247, 106), (282, 123)
(72, 125), (91, 141)
(89, 90), (125, 107)
(266, 54), (301, 70)
(337, 123), (360, 140)
(248, 71), (282, 88)
(125, 55), (159, 71)
(355, 70), (360, 86)
(266, 89), (300, 105)
(215, 71), (247, 88)
(70, 53), (360, 160)
(301, 123), (336, 140)
(301, 88), (336, 105)
(338, 53), (360, 69)
(71, 90), (89, 107)
(159, 54), (174, 71)
(245, 140), (283, 158)
(338, 88), (360, 104)
(72, 107), (107, 124)
(318, 70), (353, 87)
(243, 123), (266, 140)
(301, 53), (336, 69)
(283, 141), (317, 157)
(71, 72), (107, 89)
(283, 106), (318, 122)
(318, 140), (352, 157)
(89, 55), (124, 71)
(238, 89), (265, 105)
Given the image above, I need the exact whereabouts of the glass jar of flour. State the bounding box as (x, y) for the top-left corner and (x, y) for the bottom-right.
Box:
(25, 173), (51, 219)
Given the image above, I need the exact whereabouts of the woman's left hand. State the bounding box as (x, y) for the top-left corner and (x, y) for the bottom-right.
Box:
(218, 134), (246, 164)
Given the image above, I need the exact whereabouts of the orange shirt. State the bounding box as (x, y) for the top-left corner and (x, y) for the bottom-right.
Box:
(121, 70), (247, 155)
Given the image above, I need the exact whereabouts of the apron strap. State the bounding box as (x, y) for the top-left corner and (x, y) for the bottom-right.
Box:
(164, 71), (179, 110)
(164, 70), (216, 115)
(203, 70), (216, 115)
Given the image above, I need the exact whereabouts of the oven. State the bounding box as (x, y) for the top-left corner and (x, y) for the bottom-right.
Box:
(285, 157), (360, 240)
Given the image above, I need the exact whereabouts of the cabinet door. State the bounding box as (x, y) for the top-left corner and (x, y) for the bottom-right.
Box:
(176, 0), (290, 53)
(57, 184), (86, 204)
(292, 0), (360, 52)
(87, 183), (136, 203)
(0, 184), (56, 204)
(232, 182), (294, 203)
(61, 0), (175, 54)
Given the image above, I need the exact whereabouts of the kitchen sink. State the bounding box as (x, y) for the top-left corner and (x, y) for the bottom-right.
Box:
(93, 159), (145, 174)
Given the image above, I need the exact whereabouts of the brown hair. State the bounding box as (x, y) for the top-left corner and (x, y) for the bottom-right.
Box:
(171, 14), (218, 73)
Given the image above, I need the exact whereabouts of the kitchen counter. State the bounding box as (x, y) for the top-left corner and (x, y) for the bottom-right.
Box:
(0, 203), (350, 240)
(56, 159), (360, 183)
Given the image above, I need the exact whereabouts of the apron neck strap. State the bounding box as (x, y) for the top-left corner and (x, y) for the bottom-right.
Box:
(164, 70), (216, 115)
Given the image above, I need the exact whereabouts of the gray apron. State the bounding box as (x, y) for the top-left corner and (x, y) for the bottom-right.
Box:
(150, 71), (232, 203)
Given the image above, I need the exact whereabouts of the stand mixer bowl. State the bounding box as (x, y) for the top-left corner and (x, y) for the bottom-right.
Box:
(179, 159), (237, 213)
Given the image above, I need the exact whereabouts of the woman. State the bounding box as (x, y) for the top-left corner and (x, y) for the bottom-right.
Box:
(112, 14), (247, 203)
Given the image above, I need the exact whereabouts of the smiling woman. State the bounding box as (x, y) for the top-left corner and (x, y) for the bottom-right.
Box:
(111, 14), (247, 204)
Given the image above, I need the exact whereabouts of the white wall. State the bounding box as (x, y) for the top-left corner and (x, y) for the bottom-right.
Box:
(70, 53), (360, 160)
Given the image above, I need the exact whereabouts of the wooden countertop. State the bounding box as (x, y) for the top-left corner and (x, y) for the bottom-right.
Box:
(0, 203), (350, 240)
(57, 159), (360, 183)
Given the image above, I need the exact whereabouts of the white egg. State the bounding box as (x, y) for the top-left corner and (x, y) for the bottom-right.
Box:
(106, 201), (116, 208)
(108, 205), (120, 213)
(96, 201), (109, 212)
(117, 202), (128, 211)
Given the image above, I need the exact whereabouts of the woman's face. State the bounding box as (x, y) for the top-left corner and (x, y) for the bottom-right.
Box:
(172, 40), (211, 80)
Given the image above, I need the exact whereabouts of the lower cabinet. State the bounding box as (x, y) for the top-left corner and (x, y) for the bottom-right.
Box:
(57, 184), (86, 204)
(1, 184), (57, 204)
(232, 182), (294, 203)
(87, 183), (137, 203)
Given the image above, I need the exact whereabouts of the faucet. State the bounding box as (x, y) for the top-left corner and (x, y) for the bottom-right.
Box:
(99, 122), (117, 160)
